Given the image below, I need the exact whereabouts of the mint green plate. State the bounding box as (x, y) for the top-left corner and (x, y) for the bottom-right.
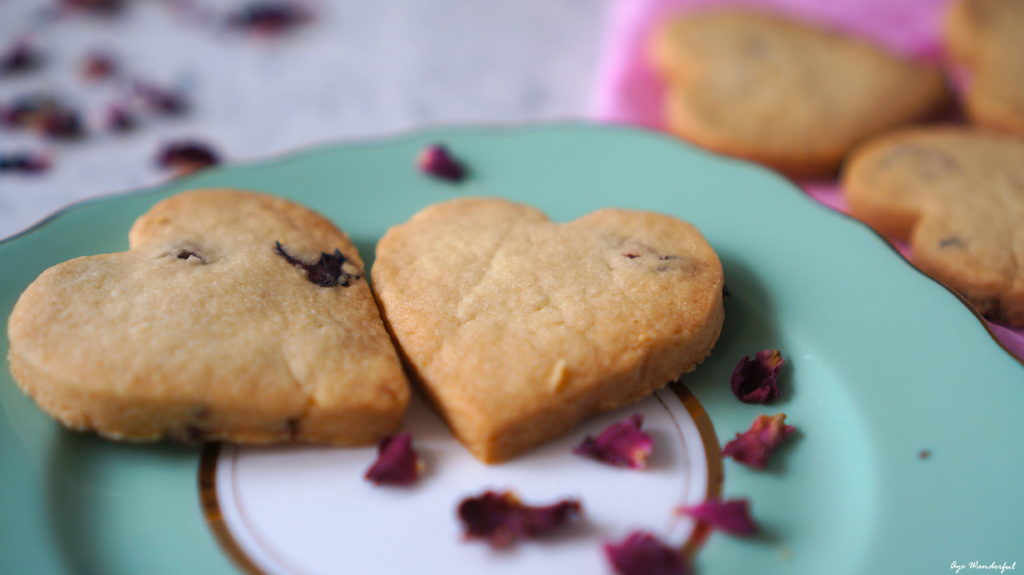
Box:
(2, 125), (1021, 574)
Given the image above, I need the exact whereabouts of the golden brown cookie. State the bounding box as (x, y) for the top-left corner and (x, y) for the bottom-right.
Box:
(7, 189), (409, 444)
(842, 127), (1024, 326)
(945, 0), (1024, 136)
(373, 198), (724, 463)
(651, 10), (949, 177)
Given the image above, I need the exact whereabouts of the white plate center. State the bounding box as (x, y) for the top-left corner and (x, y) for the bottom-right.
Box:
(214, 388), (711, 575)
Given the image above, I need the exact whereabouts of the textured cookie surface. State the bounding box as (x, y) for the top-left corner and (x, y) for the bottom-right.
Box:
(373, 198), (724, 463)
(7, 189), (409, 444)
(842, 128), (1024, 326)
(946, 0), (1024, 136)
(651, 10), (949, 177)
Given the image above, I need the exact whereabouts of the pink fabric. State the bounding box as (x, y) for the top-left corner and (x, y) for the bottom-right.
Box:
(591, 0), (1024, 362)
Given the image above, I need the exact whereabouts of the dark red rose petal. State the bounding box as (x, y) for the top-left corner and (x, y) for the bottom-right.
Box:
(80, 51), (118, 81)
(132, 80), (189, 116)
(39, 110), (84, 140)
(227, 2), (311, 36)
(364, 433), (422, 486)
(60, 0), (126, 16)
(722, 413), (795, 469)
(2, 95), (84, 141)
(604, 531), (691, 575)
(1, 39), (42, 77)
(573, 413), (653, 470)
(274, 242), (362, 288)
(0, 152), (50, 174)
(730, 349), (784, 404)
(677, 498), (759, 537)
(156, 140), (219, 175)
(457, 490), (582, 548)
(417, 144), (466, 182)
(101, 102), (136, 133)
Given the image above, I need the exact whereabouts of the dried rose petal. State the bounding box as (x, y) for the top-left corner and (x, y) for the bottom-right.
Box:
(2, 95), (84, 140)
(417, 144), (466, 182)
(573, 414), (653, 470)
(101, 103), (136, 133)
(80, 51), (118, 81)
(457, 491), (582, 548)
(604, 531), (691, 575)
(60, 0), (126, 16)
(1, 39), (41, 76)
(677, 498), (759, 537)
(132, 80), (188, 116)
(731, 349), (784, 404)
(156, 140), (219, 175)
(0, 152), (50, 174)
(364, 433), (422, 486)
(40, 111), (84, 140)
(227, 2), (311, 36)
(722, 413), (795, 469)
(274, 242), (361, 287)
(4, 96), (54, 126)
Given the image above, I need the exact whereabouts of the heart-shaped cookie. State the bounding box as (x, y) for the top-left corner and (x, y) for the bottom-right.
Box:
(7, 189), (409, 444)
(946, 0), (1024, 136)
(842, 128), (1024, 326)
(373, 198), (724, 463)
(650, 10), (949, 177)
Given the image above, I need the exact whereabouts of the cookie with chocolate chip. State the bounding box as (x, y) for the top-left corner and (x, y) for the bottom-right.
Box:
(372, 198), (724, 463)
(842, 127), (1024, 326)
(945, 0), (1024, 136)
(7, 189), (409, 444)
(651, 10), (949, 177)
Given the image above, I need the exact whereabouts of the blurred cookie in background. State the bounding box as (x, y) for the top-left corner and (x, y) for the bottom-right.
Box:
(651, 10), (949, 178)
(842, 127), (1024, 326)
(945, 0), (1024, 136)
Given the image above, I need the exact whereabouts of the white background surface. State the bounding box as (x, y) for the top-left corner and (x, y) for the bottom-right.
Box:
(0, 0), (607, 239)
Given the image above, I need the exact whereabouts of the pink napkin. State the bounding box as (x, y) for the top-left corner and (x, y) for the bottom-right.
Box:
(591, 0), (1024, 361)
